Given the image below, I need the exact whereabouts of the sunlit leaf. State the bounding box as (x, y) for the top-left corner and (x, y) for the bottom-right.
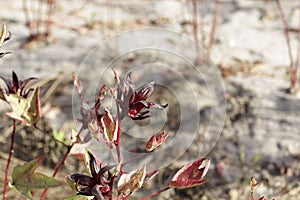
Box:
(72, 73), (83, 94)
(250, 177), (259, 192)
(5, 87), (41, 125)
(12, 157), (60, 199)
(0, 88), (5, 101)
(145, 130), (169, 152)
(169, 158), (210, 189)
(99, 108), (118, 142)
(0, 24), (7, 48)
(117, 165), (146, 196)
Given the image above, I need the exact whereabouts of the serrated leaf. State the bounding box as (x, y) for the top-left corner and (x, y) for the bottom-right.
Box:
(117, 165), (146, 196)
(12, 157), (61, 199)
(5, 87), (41, 125)
(169, 158), (210, 189)
(64, 195), (92, 200)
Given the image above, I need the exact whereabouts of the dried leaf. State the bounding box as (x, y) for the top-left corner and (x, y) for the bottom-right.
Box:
(169, 158), (210, 189)
(12, 157), (60, 200)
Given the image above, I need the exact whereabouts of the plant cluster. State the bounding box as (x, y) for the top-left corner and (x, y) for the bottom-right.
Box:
(0, 25), (210, 200)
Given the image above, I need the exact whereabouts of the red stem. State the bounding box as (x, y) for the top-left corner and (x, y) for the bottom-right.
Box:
(34, 125), (69, 148)
(192, 0), (199, 45)
(3, 120), (16, 200)
(115, 98), (122, 163)
(45, 0), (55, 37)
(40, 126), (84, 199)
(276, 0), (296, 91)
(141, 187), (170, 200)
(296, 11), (300, 89)
(251, 191), (255, 200)
(40, 143), (73, 200)
(199, 0), (205, 46)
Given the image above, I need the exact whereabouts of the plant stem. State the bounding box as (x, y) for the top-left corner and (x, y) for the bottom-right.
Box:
(115, 99), (122, 163)
(199, 0), (205, 46)
(3, 120), (16, 200)
(141, 187), (170, 200)
(40, 144), (74, 200)
(45, 0), (55, 37)
(296, 11), (300, 90)
(22, 0), (33, 36)
(276, 0), (296, 92)
(207, 0), (220, 58)
(192, 0), (199, 45)
(40, 126), (83, 199)
(34, 125), (69, 148)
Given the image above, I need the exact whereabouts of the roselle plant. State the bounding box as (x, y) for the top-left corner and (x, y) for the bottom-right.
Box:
(0, 24), (210, 200)
(0, 25), (61, 200)
(65, 71), (210, 200)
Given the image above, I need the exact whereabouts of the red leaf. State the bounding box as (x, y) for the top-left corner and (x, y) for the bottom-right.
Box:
(117, 165), (146, 196)
(145, 130), (169, 152)
(169, 158), (210, 189)
(156, 130), (168, 144)
(99, 108), (118, 142)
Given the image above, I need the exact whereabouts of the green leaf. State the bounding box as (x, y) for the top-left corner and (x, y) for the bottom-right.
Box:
(64, 195), (92, 200)
(12, 157), (61, 200)
(53, 129), (70, 148)
(65, 175), (78, 194)
(0, 89), (5, 101)
(5, 87), (41, 125)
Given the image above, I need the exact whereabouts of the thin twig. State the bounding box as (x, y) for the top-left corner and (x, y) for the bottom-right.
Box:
(191, 0), (199, 45)
(296, 10), (300, 89)
(141, 187), (170, 200)
(37, 0), (44, 36)
(45, 0), (56, 37)
(34, 125), (69, 148)
(199, 0), (205, 46)
(22, 0), (33, 36)
(40, 126), (83, 200)
(207, 0), (220, 58)
(3, 120), (16, 200)
(40, 145), (73, 200)
(276, 0), (296, 92)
